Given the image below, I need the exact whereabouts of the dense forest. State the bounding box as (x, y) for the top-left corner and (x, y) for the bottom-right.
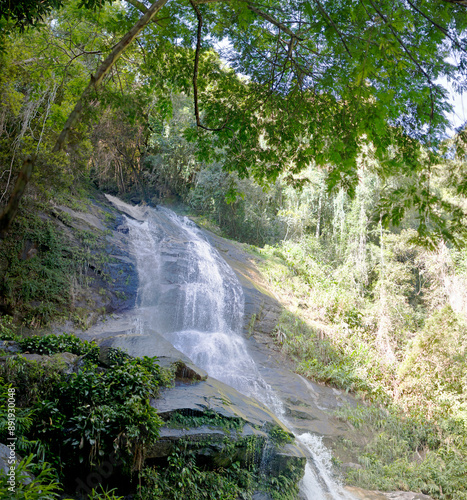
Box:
(1, 0), (467, 498)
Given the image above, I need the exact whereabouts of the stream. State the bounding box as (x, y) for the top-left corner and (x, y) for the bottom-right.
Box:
(106, 195), (355, 500)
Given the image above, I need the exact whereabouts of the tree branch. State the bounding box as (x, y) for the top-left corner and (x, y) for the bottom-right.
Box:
(312, 0), (352, 58)
(245, 3), (303, 41)
(406, 0), (467, 55)
(53, 0), (169, 152)
(126, 0), (150, 12)
(367, 0), (436, 130)
(368, 0), (432, 84)
(0, 156), (34, 238)
(441, 0), (467, 6)
(189, 0), (230, 132)
(194, 0), (303, 41)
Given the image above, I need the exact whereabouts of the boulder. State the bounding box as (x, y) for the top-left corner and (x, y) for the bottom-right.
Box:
(9, 352), (81, 374)
(98, 331), (208, 381)
(0, 443), (33, 485)
(152, 375), (290, 431)
(0, 341), (21, 354)
(149, 375), (305, 477)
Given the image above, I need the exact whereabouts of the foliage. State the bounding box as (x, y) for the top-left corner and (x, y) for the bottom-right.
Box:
(137, 446), (250, 500)
(0, 315), (17, 340)
(2, 0), (467, 243)
(0, 199), (114, 325)
(87, 485), (124, 500)
(251, 164), (467, 496)
(167, 409), (244, 432)
(0, 335), (171, 496)
(268, 426), (293, 446)
(188, 162), (285, 245)
(335, 404), (467, 499)
(0, 212), (73, 324)
(261, 461), (302, 500)
(0, 0), (113, 31)
(397, 306), (467, 422)
(136, 439), (301, 500)
(19, 333), (99, 361)
(0, 454), (62, 500)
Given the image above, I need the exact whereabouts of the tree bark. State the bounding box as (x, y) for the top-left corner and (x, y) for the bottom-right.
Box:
(0, 156), (34, 238)
(53, 0), (169, 152)
(0, 0), (169, 235)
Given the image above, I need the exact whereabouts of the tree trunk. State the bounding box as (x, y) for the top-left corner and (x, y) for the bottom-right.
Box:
(0, 157), (34, 238)
(53, 0), (169, 152)
(0, 0), (169, 234)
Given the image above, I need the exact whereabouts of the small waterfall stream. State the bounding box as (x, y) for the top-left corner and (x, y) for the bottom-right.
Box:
(107, 196), (355, 500)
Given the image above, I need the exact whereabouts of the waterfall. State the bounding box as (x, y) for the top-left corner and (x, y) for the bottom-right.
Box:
(106, 195), (355, 500)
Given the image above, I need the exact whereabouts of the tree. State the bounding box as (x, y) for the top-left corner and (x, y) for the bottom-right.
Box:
(0, 0), (112, 30)
(1, 0), (467, 242)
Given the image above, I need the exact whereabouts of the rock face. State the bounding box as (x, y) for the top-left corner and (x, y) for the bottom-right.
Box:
(0, 443), (33, 485)
(202, 230), (282, 337)
(150, 377), (306, 476)
(99, 330), (208, 380)
(46, 195), (138, 333)
(0, 341), (21, 354)
(86, 327), (306, 481)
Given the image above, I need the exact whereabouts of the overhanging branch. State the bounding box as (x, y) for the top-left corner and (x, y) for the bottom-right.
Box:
(53, 0), (169, 152)
(189, 0), (230, 131)
(194, 0), (303, 41)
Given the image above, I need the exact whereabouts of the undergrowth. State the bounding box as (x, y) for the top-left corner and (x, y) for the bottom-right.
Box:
(0, 332), (173, 498)
(0, 202), (112, 327)
(253, 237), (467, 498)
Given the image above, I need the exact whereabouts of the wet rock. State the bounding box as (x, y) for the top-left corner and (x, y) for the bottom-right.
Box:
(345, 488), (434, 500)
(0, 341), (21, 354)
(49, 201), (138, 320)
(202, 230), (282, 336)
(252, 492), (273, 500)
(53, 352), (81, 374)
(148, 426), (228, 459)
(98, 331), (208, 381)
(152, 376), (290, 431)
(148, 375), (304, 477)
(266, 442), (307, 477)
(385, 493), (433, 500)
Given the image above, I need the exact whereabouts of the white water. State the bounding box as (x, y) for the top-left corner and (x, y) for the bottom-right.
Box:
(106, 195), (355, 500)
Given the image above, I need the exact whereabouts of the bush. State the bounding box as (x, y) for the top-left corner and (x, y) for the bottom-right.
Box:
(0, 334), (171, 495)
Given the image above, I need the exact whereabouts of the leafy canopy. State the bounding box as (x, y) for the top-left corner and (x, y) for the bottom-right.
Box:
(2, 0), (467, 243)
(0, 0), (112, 30)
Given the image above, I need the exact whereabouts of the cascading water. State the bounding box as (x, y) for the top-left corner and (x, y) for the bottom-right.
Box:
(106, 195), (355, 500)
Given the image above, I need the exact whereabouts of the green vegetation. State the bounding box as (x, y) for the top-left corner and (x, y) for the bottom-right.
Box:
(2, 0), (467, 242)
(2, 0), (467, 498)
(137, 444), (254, 500)
(167, 409), (244, 432)
(0, 455), (63, 500)
(241, 165), (467, 497)
(0, 332), (172, 498)
(0, 331), (302, 499)
(0, 198), (119, 326)
(136, 439), (301, 500)
(334, 404), (467, 499)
